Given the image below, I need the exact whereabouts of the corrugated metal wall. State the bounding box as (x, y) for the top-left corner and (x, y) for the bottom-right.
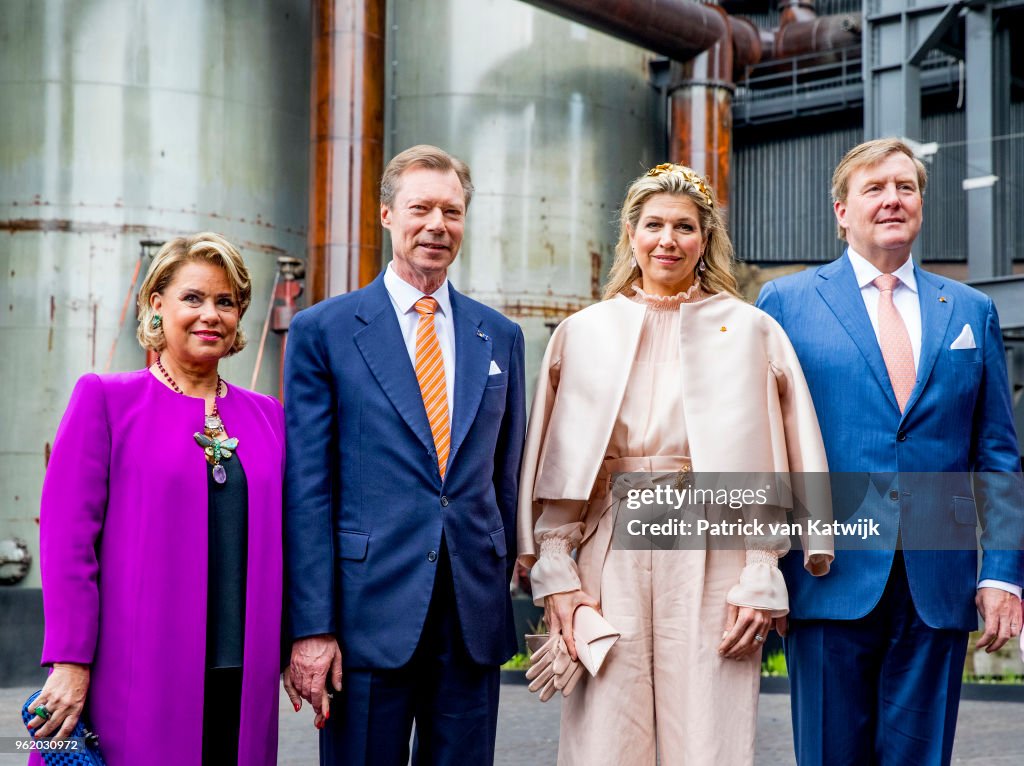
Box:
(732, 117), (860, 263)
(732, 101), (1024, 264)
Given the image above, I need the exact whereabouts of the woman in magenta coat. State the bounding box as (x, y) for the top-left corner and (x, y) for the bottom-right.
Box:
(28, 233), (286, 766)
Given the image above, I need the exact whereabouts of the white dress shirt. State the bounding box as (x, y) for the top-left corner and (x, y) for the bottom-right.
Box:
(847, 247), (922, 371)
(846, 250), (1020, 599)
(383, 262), (456, 417)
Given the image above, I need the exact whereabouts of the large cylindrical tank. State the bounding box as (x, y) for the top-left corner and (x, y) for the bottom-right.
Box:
(0, 0), (310, 589)
(388, 0), (662, 381)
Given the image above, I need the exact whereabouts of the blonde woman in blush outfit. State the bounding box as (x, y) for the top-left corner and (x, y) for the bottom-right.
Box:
(518, 165), (832, 765)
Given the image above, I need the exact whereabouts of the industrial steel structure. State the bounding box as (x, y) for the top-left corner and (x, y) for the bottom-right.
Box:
(1, 0), (1021, 685)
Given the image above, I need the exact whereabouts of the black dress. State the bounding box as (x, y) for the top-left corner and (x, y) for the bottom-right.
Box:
(201, 457), (248, 766)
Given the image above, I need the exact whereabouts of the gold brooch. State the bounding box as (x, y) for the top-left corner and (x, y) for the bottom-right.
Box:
(720, 326), (727, 332)
(939, 296), (947, 303)
(646, 163), (715, 208)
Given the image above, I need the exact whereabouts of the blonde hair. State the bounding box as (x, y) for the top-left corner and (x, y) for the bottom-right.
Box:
(604, 166), (741, 300)
(831, 138), (928, 241)
(380, 144), (474, 209)
(136, 232), (252, 355)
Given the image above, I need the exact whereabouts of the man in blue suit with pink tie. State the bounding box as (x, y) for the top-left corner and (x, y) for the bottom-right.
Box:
(757, 138), (1024, 765)
(283, 145), (526, 765)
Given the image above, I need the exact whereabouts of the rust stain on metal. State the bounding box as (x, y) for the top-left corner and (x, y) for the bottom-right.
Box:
(0, 219), (297, 258)
(496, 299), (589, 320)
(0, 219), (152, 235)
(590, 252), (602, 299)
(44, 442), (51, 468)
(91, 302), (98, 369)
(48, 295), (55, 351)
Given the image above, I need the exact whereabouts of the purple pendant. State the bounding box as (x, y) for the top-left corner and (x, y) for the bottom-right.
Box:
(213, 464), (227, 484)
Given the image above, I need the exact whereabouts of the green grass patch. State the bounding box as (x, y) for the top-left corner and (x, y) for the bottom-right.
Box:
(761, 650), (788, 677)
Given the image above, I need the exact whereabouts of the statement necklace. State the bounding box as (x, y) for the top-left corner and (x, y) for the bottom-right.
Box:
(155, 357), (239, 484)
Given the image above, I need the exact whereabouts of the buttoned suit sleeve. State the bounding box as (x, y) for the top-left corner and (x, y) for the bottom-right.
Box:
(972, 299), (1024, 587)
(283, 308), (338, 639)
(493, 326), (528, 584)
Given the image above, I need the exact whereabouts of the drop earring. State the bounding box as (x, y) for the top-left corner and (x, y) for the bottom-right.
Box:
(698, 256), (707, 273)
(150, 314), (163, 330)
(630, 247), (638, 270)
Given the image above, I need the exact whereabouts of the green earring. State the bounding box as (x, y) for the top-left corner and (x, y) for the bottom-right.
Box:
(150, 314), (163, 330)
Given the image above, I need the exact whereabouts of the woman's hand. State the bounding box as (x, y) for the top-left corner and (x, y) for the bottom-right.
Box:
(27, 663), (90, 740)
(543, 589), (600, 661)
(718, 605), (773, 660)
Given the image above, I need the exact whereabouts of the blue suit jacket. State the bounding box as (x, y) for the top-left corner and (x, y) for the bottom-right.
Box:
(284, 273), (526, 667)
(757, 253), (1023, 630)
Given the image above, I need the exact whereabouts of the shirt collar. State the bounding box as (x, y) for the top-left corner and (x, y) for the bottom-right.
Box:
(384, 261), (452, 317)
(847, 247), (918, 294)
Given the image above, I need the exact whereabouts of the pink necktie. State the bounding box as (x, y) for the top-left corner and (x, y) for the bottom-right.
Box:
(873, 274), (916, 412)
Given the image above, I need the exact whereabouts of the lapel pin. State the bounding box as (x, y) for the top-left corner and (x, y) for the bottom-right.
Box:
(476, 329), (491, 341)
(939, 296), (947, 303)
(720, 326), (727, 332)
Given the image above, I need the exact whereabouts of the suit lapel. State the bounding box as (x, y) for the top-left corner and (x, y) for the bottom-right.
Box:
(903, 268), (952, 418)
(815, 254), (900, 414)
(448, 287), (491, 471)
(353, 276), (436, 457)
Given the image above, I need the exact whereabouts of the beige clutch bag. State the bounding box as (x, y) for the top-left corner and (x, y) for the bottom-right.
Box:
(572, 605), (620, 676)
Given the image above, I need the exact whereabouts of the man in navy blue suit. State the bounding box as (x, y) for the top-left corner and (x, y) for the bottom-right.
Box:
(757, 138), (1023, 765)
(284, 145), (526, 765)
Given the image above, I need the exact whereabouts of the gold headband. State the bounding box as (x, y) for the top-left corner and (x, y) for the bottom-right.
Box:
(645, 163), (715, 209)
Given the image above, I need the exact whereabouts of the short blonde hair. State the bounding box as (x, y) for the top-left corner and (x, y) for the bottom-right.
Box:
(831, 138), (928, 240)
(136, 232), (252, 355)
(380, 144), (474, 209)
(604, 165), (741, 300)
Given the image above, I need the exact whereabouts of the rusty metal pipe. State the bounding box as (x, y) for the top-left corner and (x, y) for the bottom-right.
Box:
(774, 15), (861, 58)
(667, 5), (734, 213)
(728, 16), (763, 79)
(770, 0), (861, 60)
(519, 0), (727, 62)
(307, 0), (386, 304)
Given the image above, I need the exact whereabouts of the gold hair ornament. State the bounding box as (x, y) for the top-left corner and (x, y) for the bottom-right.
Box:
(646, 163), (715, 208)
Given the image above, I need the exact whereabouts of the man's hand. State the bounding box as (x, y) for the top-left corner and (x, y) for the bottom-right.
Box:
(975, 587), (1022, 653)
(289, 635), (343, 722)
(543, 590), (600, 661)
(26, 663), (90, 740)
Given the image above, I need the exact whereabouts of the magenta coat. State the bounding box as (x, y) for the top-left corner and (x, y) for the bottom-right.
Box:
(34, 369), (284, 766)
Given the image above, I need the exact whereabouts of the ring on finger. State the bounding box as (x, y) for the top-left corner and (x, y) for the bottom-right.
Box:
(33, 705), (51, 721)
(754, 634), (765, 643)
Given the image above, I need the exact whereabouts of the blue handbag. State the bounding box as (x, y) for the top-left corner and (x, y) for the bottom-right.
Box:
(20, 690), (106, 765)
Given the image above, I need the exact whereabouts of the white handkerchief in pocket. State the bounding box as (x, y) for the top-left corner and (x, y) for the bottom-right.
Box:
(949, 324), (976, 350)
(572, 606), (620, 676)
(488, 360), (502, 375)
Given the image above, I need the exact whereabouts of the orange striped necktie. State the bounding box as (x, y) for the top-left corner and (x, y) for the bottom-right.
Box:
(414, 297), (450, 478)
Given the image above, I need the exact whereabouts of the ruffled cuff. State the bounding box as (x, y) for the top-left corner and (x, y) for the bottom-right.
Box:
(529, 536), (582, 606)
(726, 548), (789, 617)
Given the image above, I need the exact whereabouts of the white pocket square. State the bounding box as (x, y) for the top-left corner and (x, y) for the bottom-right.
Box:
(949, 324), (976, 350)
(488, 360), (502, 375)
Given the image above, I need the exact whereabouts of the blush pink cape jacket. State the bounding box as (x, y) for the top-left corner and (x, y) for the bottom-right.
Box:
(34, 370), (284, 766)
(517, 292), (834, 583)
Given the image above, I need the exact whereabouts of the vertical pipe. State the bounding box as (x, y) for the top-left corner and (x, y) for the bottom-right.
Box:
(965, 4), (999, 279)
(307, 0), (387, 303)
(668, 14), (733, 215)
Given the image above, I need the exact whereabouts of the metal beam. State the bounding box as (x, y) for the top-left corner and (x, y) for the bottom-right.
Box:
(968, 275), (1024, 329)
(965, 2), (999, 279)
(863, 0), (963, 140)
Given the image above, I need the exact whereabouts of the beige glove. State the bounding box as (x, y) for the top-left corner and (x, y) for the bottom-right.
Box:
(524, 633), (584, 701)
